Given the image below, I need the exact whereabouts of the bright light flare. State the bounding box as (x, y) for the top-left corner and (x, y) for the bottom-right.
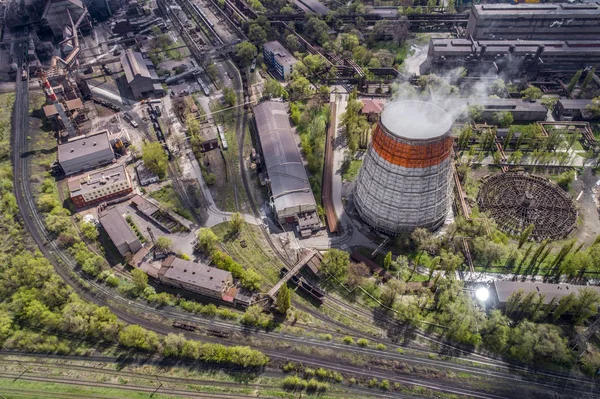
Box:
(475, 287), (489, 302)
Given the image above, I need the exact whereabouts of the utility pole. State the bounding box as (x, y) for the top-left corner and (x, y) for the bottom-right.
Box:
(148, 376), (163, 398)
(13, 362), (29, 382)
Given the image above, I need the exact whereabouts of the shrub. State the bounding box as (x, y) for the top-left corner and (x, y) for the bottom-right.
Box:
(342, 336), (354, 345)
(105, 275), (120, 287)
(376, 343), (387, 350)
(356, 338), (369, 347)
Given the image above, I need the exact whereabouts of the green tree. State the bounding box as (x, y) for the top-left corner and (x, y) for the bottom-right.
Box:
(229, 212), (244, 234)
(481, 310), (510, 353)
(572, 287), (600, 324)
(223, 87), (237, 107)
(286, 34), (301, 52)
(196, 228), (218, 253)
(556, 170), (574, 190)
(567, 69), (583, 93)
(321, 249), (350, 281)
(142, 142), (168, 179)
(340, 33), (359, 51)
(581, 67), (597, 90)
(155, 236), (172, 252)
(585, 96), (600, 118)
(494, 111), (514, 128)
(552, 293), (576, 322)
(162, 333), (186, 357)
(263, 78), (288, 99)
(383, 251), (392, 270)
(288, 76), (312, 100)
(131, 268), (148, 294)
(518, 224), (534, 249)
(79, 220), (98, 241)
(520, 86), (542, 101)
(541, 97), (558, 111)
(235, 42), (257, 65)
(248, 24), (267, 44)
(118, 325), (159, 351)
(205, 63), (219, 82)
(468, 105), (484, 123)
(276, 284), (291, 314)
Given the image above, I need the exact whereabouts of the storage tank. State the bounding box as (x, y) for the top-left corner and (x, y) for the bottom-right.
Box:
(354, 101), (454, 234)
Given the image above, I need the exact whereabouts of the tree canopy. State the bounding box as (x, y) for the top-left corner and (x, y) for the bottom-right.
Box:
(142, 142), (168, 179)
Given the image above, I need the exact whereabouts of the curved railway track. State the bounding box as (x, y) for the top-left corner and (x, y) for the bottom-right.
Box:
(8, 26), (600, 399)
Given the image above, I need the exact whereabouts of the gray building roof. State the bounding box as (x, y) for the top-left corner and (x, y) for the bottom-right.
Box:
(158, 255), (232, 293)
(263, 41), (297, 68)
(492, 280), (600, 305)
(67, 164), (129, 196)
(121, 49), (151, 83)
(557, 99), (592, 110)
(98, 207), (140, 252)
(253, 101), (316, 216)
(472, 3), (600, 19)
(57, 131), (114, 166)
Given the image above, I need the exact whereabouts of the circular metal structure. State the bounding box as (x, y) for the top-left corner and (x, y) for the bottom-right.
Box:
(354, 101), (454, 235)
(477, 173), (577, 241)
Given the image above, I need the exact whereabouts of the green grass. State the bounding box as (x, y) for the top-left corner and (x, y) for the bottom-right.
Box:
(211, 222), (282, 285)
(342, 160), (362, 182)
(149, 184), (193, 221)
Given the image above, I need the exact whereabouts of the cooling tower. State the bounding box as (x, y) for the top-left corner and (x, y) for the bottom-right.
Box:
(354, 101), (454, 234)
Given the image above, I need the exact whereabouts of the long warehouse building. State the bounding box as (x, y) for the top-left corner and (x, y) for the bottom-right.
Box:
(466, 3), (600, 41)
(420, 38), (600, 77)
(253, 101), (320, 235)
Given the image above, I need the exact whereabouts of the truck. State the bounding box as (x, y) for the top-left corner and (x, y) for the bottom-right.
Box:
(21, 70), (27, 81)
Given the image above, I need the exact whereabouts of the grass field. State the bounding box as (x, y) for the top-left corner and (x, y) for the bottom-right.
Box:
(149, 184), (193, 221)
(342, 160), (362, 182)
(212, 222), (282, 286)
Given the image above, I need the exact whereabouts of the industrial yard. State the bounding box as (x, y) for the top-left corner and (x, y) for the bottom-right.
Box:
(2, 0), (600, 397)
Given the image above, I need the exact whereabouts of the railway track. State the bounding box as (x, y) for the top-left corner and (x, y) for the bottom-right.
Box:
(0, 355), (420, 399)
(8, 24), (600, 399)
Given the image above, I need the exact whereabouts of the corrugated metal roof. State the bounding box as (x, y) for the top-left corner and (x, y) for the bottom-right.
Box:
(99, 207), (139, 249)
(492, 280), (600, 305)
(159, 255), (231, 293)
(121, 49), (151, 83)
(57, 131), (113, 164)
(253, 101), (316, 215)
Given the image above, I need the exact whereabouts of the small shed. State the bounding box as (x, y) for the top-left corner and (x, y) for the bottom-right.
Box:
(360, 99), (383, 122)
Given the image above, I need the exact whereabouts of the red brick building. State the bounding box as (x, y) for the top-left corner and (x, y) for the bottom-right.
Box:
(68, 164), (133, 208)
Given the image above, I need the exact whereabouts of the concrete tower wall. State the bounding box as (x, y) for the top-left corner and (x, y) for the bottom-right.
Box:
(354, 101), (453, 235)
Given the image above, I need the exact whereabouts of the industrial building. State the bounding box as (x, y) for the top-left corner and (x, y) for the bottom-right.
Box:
(263, 41), (298, 80)
(354, 101), (453, 234)
(420, 38), (600, 77)
(253, 101), (319, 234)
(157, 255), (235, 301)
(554, 99), (595, 121)
(98, 207), (142, 257)
(121, 49), (164, 99)
(453, 98), (549, 123)
(490, 280), (600, 309)
(42, 0), (91, 37)
(57, 130), (115, 175)
(466, 3), (600, 41)
(68, 164), (133, 208)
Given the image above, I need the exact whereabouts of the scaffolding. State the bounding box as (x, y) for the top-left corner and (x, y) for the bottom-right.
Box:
(477, 173), (577, 241)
